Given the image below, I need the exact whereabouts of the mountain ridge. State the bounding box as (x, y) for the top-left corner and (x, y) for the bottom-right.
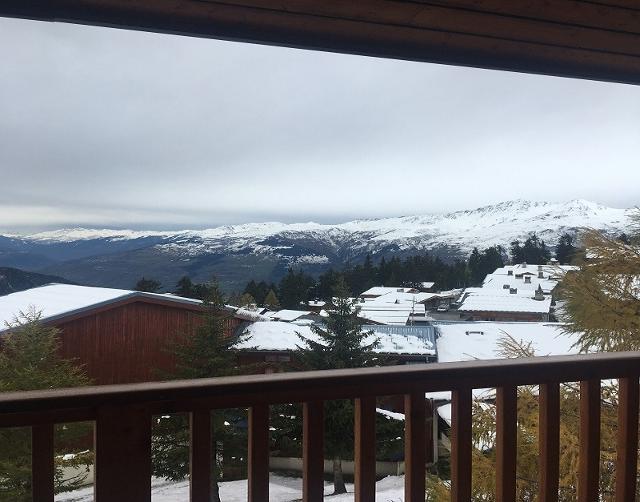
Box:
(1, 199), (633, 292)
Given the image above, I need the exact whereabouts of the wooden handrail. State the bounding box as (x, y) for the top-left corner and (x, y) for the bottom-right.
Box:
(1, 352), (639, 501)
(2, 352), (640, 425)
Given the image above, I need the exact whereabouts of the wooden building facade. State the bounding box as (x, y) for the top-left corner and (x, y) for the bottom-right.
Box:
(50, 297), (238, 385)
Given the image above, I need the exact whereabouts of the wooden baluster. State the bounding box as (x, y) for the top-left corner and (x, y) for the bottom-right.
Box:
(404, 391), (426, 502)
(94, 405), (151, 502)
(354, 397), (376, 502)
(190, 410), (212, 502)
(615, 377), (639, 501)
(578, 380), (600, 502)
(248, 404), (269, 502)
(538, 382), (560, 502)
(451, 388), (472, 502)
(32, 423), (54, 502)
(303, 401), (324, 502)
(496, 385), (517, 502)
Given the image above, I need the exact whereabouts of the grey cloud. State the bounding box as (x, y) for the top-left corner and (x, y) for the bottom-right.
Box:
(0, 17), (639, 231)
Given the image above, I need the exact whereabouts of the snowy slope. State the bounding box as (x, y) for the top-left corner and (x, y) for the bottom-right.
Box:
(19, 199), (633, 259)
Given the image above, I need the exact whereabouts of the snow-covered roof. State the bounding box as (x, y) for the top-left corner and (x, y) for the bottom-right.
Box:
(306, 300), (326, 307)
(238, 321), (436, 355)
(268, 309), (313, 322)
(359, 286), (417, 297)
(233, 307), (271, 322)
(0, 284), (202, 331)
(363, 291), (434, 306)
(420, 281), (436, 289)
(430, 321), (581, 408)
(435, 321), (579, 363)
(458, 294), (551, 314)
(482, 274), (557, 294)
(357, 303), (416, 325)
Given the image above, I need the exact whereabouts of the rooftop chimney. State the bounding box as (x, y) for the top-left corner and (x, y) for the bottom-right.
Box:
(534, 285), (545, 301)
(503, 284), (510, 289)
(538, 270), (544, 279)
(510, 288), (518, 295)
(507, 270), (514, 276)
(524, 276), (532, 284)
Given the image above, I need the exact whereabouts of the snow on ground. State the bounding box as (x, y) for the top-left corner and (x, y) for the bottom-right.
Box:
(56, 474), (407, 501)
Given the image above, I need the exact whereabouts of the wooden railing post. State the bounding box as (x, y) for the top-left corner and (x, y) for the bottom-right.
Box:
(404, 391), (426, 502)
(190, 410), (212, 502)
(451, 388), (472, 502)
(496, 385), (517, 502)
(578, 380), (601, 502)
(31, 423), (54, 502)
(538, 382), (560, 502)
(615, 377), (639, 501)
(248, 404), (269, 502)
(94, 405), (151, 502)
(303, 401), (324, 502)
(354, 397), (376, 502)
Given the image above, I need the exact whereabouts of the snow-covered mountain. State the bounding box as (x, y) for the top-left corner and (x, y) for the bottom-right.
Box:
(1, 199), (634, 291)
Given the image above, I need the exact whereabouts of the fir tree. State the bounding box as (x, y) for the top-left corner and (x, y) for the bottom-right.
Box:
(0, 309), (91, 500)
(174, 276), (195, 298)
(151, 282), (249, 502)
(296, 278), (380, 494)
(134, 276), (162, 293)
(555, 232), (578, 265)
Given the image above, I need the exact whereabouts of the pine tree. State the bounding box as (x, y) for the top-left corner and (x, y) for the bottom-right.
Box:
(174, 276), (195, 298)
(134, 276), (162, 293)
(0, 309), (91, 500)
(151, 282), (249, 502)
(555, 233), (578, 265)
(467, 248), (483, 285)
(296, 278), (380, 494)
(510, 239), (525, 263)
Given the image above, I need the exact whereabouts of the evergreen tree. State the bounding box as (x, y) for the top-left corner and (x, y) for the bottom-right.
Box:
(510, 239), (525, 264)
(0, 309), (91, 500)
(555, 233), (578, 264)
(523, 233), (551, 264)
(278, 269), (315, 309)
(134, 276), (162, 293)
(296, 278), (380, 494)
(511, 234), (551, 264)
(151, 282), (249, 502)
(174, 276), (195, 298)
(467, 248), (483, 285)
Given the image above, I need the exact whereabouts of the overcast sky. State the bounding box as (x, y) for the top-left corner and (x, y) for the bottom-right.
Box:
(1, 17), (639, 232)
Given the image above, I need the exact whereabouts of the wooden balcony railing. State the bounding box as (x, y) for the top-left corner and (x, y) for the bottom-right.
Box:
(1, 352), (639, 501)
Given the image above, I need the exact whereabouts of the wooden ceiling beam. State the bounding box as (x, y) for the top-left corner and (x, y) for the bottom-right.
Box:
(1, 0), (640, 84)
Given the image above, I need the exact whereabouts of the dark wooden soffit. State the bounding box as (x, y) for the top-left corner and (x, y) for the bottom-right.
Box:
(2, 0), (640, 85)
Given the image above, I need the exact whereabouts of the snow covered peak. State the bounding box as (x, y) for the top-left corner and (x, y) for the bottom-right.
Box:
(10, 200), (634, 258)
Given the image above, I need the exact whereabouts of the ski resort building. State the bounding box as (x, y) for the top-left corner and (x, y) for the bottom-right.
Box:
(0, 284), (244, 385)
